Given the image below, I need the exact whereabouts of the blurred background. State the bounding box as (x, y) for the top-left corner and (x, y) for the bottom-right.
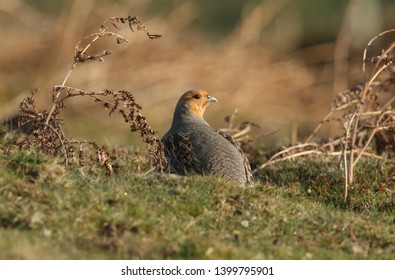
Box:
(1, 0), (395, 148)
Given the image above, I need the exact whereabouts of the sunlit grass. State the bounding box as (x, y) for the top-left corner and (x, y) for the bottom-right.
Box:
(0, 148), (393, 259)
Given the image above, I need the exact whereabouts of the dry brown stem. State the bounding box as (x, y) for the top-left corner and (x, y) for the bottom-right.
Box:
(254, 29), (395, 203)
(10, 16), (166, 174)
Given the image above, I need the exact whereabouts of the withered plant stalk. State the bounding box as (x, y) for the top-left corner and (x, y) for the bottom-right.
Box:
(12, 16), (166, 174)
(254, 29), (395, 203)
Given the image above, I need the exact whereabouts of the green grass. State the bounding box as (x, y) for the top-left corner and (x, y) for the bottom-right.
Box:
(0, 147), (393, 259)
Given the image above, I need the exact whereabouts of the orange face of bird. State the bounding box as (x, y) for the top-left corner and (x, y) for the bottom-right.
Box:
(179, 90), (218, 118)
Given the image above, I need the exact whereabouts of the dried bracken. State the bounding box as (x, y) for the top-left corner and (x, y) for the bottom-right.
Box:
(8, 16), (166, 174)
(255, 29), (395, 202)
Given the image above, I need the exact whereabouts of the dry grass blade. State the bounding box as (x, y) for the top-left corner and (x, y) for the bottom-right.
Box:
(254, 29), (395, 202)
(347, 39), (395, 188)
(363, 28), (395, 74)
(220, 109), (261, 166)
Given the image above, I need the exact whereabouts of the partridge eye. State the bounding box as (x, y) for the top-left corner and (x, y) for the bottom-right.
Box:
(192, 95), (201, 99)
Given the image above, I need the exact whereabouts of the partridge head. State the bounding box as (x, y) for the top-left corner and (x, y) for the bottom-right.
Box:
(172, 89), (218, 124)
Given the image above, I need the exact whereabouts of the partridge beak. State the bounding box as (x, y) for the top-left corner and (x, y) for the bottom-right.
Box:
(207, 95), (218, 103)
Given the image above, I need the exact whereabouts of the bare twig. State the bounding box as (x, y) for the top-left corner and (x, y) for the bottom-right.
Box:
(363, 29), (395, 74)
(254, 29), (395, 203)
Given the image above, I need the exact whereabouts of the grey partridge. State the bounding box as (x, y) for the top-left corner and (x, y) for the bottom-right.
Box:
(162, 89), (252, 184)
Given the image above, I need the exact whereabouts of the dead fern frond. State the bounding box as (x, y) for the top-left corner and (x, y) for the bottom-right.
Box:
(8, 16), (166, 174)
(46, 15), (160, 126)
(105, 16), (162, 39)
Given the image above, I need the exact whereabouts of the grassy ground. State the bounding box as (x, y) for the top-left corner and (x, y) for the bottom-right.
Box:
(0, 145), (393, 259)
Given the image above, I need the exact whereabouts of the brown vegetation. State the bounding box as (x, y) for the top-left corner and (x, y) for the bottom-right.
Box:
(255, 30), (395, 201)
(5, 16), (166, 174)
